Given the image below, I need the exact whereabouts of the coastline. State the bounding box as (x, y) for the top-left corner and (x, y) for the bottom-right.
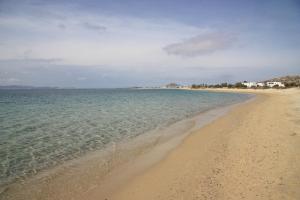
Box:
(110, 88), (300, 200)
(2, 88), (299, 200)
(0, 90), (251, 200)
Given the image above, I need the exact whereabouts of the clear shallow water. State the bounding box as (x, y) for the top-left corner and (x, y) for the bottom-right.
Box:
(0, 89), (250, 186)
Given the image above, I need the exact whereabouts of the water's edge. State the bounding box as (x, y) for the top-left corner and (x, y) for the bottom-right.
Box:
(0, 92), (255, 199)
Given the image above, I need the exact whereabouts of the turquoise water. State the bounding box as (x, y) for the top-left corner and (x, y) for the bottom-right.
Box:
(0, 89), (250, 186)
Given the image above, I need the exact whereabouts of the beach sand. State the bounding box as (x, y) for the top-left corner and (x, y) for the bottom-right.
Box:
(109, 88), (300, 200)
(2, 88), (299, 200)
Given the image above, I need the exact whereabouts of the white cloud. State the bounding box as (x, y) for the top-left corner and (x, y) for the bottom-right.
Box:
(0, 0), (299, 82)
(0, 7), (206, 68)
(163, 32), (236, 57)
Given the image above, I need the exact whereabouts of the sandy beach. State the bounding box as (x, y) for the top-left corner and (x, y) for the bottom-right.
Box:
(2, 88), (299, 200)
(109, 88), (300, 200)
(1, 0), (299, 199)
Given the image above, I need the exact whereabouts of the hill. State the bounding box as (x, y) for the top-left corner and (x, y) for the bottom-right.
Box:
(265, 75), (300, 87)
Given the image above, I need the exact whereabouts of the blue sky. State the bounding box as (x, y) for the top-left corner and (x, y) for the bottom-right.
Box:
(0, 0), (299, 87)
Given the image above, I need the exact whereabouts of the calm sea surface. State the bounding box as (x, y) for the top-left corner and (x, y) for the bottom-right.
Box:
(0, 89), (250, 186)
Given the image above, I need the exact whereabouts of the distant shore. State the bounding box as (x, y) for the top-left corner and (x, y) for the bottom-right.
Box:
(110, 88), (300, 200)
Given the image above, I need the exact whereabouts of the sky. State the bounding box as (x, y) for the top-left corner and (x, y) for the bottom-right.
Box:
(0, 0), (299, 87)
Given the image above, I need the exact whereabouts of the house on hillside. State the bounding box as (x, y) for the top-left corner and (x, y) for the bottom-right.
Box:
(257, 82), (265, 87)
(266, 81), (285, 87)
(242, 81), (257, 88)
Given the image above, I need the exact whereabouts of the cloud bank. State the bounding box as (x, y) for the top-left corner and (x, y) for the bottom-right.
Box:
(163, 32), (236, 57)
(0, 0), (299, 87)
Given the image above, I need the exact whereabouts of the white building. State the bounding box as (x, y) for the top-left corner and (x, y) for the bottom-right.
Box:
(266, 82), (285, 87)
(257, 82), (265, 87)
(242, 82), (257, 88)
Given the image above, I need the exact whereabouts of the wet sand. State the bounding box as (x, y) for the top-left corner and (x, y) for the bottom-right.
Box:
(0, 92), (247, 200)
(2, 88), (299, 200)
(111, 88), (300, 200)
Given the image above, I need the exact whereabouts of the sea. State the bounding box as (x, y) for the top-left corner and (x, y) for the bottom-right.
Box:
(0, 88), (251, 189)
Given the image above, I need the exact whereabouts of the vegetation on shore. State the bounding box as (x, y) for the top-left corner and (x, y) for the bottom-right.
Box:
(191, 82), (246, 89)
(191, 75), (300, 89)
(266, 75), (300, 88)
